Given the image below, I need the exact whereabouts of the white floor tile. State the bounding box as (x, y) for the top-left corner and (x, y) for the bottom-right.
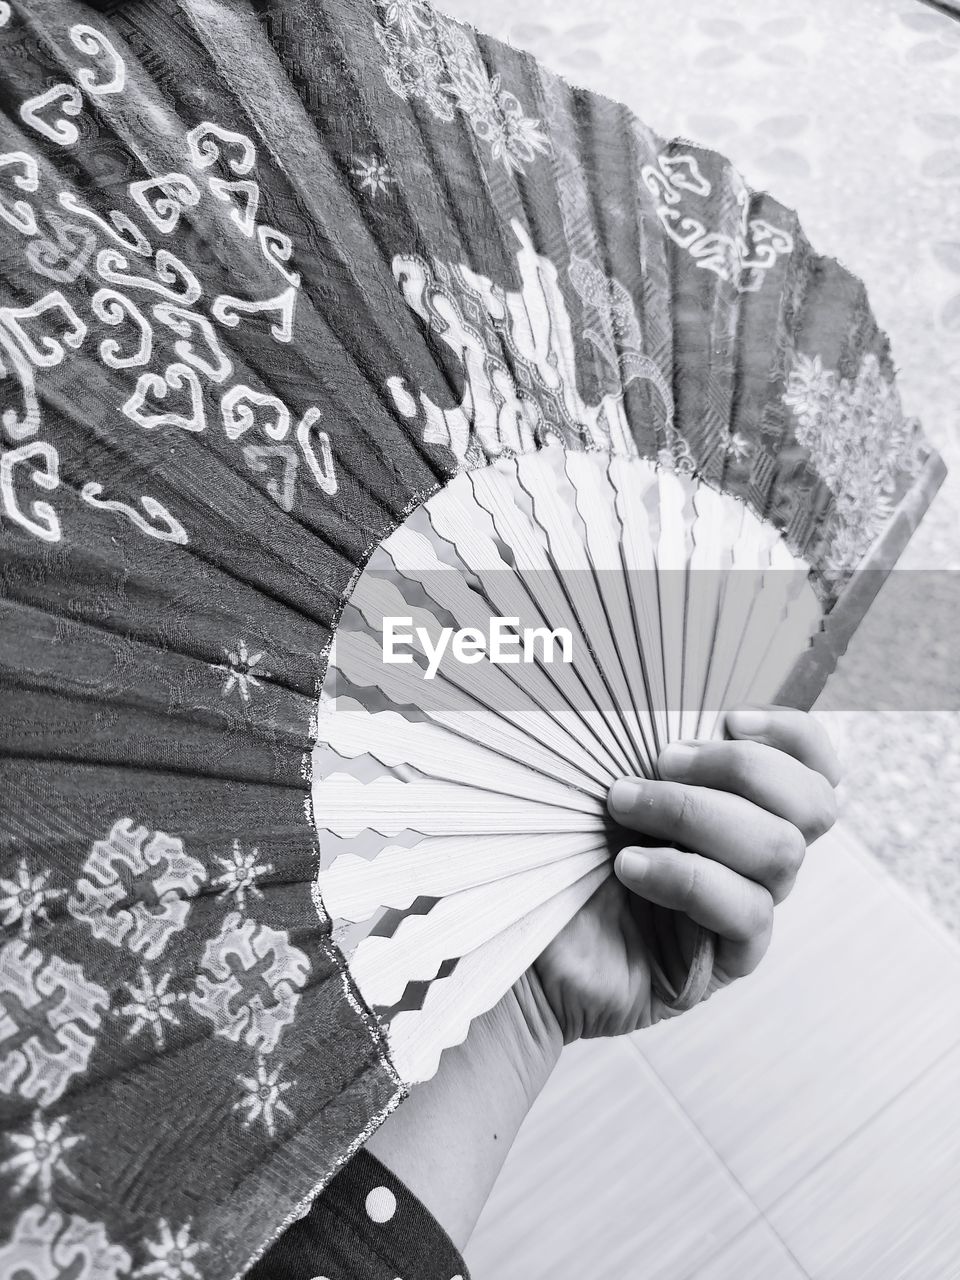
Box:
(686, 1219), (808, 1280)
(767, 1043), (960, 1280)
(465, 1037), (756, 1280)
(632, 826), (960, 1209)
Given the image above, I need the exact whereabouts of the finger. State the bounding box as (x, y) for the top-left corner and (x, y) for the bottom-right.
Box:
(724, 705), (842, 786)
(657, 739), (837, 842)
(608, 776), (806, 902)
(615, 845), (773, 972)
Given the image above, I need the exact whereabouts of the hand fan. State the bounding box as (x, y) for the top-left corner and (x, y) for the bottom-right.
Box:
(0, 1), (944, 1277)
(315, 443), (821, 1080)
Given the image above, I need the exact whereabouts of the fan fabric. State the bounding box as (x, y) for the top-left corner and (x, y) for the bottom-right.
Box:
(0, 1), (943, 1278)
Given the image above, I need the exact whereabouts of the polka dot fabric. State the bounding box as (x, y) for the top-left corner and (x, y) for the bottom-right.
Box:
(366, 1186), (398, 1224)
(249, 1149), (468, 1280)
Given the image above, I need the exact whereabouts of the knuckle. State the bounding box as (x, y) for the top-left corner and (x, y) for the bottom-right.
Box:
(728, 740), (766, 791)
(749, 886), (775, 939)
(769, 867), (798, 905)
(742, 936), (773, 972)
(677, 856), (704, 914)
(670, 785), (701, 840)
(810, 778), (839, 838)
(770, 821), (807, 878)
(741, 929), (773, 976)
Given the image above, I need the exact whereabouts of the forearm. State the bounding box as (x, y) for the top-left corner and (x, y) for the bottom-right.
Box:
(365, 971), (563, 1251)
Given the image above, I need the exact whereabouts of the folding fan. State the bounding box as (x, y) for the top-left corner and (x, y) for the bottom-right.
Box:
(0, 1), (944, 1278)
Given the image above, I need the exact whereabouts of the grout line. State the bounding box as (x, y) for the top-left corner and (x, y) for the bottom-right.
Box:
(628, 1037), (814, 1280)
(761, 1034), (960, 1220)
(678, 1217), (813, 1280)
(631, 1026), (960, 1273)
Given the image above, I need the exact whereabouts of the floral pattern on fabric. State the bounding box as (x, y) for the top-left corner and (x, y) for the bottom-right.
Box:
(0, 861), (65, 938)
(784, 352), (927, 574)
(374, 0), (550, 172)
(67, 821), (207, 960)
(0, 940), (109, 1106)
(386, 218), (642, 465)
(0, 1204), (131, 1280)
(0, 1111), (82, 1200)
(434, 0), (960, 954)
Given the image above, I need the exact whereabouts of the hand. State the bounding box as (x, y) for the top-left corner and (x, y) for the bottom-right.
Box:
(526, 706), (841, 1043)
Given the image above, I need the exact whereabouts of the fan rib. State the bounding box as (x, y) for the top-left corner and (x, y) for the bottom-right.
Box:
(350, 844), (609, 1009)
(515, 451), (650, 774)
(421, 486), (633, 782)
(470, 463), (636, 776)
(319, 831), (607, 923)
(319, 773), (609, 839)
(377, 524), (622, 784)
(564, 450), (659, 774)
(387, 864), (609, 1084)
(331, 630), (607, 794)
(319, 698), (603, 812)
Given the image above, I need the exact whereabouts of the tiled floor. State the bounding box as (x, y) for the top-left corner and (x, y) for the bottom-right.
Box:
(767, 1043), (960, 1280)
(687, 1221), (806, 1280)
(465, 1038), (757, 1280)
(465, 826), (960, 1279)
(634, 827), (960, 1211)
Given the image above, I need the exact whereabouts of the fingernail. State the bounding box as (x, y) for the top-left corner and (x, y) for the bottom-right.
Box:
(726, 708), (768, 736)
(658, 742), (699, 776)
(608, 778), (648, 816)
(616, 848), (651, 882)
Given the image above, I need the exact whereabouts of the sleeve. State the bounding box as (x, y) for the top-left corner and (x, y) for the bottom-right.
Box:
(247, 1148), (469, 1280)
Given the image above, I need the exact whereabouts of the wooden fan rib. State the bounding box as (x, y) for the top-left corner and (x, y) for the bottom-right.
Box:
(708, 524), (798, 724)
(387, 863), (609, 1085)
(318, 698), (603, 812)
(747, 542), (822, 707)
(564, 451), (660, 774)
(318, 831), (605, 923)
(416, 485), (632, 783)
(471, 462), (637, 776)
(348, 568), (615, 787)
(679, 482), (730, 743)
(319, 773), (609, 838)
(330, 630), (603, 795)
(515, 451), (651, 772)
(722, 541), (819, 716)
(654, 468), (692, 746)
(695, 510), (769, 739)
(609, 457), (671, 757)
(350, 844), (609, 1008)
(376, 524), (622, 786)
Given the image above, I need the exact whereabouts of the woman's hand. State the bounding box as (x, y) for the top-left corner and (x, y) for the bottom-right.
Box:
(369, 707), (840, 1247)
(529, 706), (841, 1043)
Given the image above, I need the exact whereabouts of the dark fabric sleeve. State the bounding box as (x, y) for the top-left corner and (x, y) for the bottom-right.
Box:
(248, 1148), (469, 1280)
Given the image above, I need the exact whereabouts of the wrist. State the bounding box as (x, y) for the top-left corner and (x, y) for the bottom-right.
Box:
(499, 969), (564, 1100)
(366, 979), (561, 1251)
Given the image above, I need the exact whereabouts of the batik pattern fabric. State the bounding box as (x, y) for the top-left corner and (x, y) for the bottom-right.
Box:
(0, 1), (940, 1279)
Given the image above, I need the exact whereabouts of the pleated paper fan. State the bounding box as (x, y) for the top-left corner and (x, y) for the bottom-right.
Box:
(0, 1), (944, 1277)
